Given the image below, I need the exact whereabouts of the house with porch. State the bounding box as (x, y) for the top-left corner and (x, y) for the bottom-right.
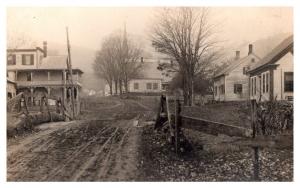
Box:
(248, 35), (293, 102)
(213, 44), (261, 101)
(7, 41), (83, 114)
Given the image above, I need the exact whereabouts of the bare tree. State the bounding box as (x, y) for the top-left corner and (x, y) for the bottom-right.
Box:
(151, 7), (220, 106)
(114, 29), (144, 94)
(94, 30), (144, 95)
(93, 36), (119, 95)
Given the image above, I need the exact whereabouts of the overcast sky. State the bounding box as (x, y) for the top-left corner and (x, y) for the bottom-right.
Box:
(7, 7), (293, 54)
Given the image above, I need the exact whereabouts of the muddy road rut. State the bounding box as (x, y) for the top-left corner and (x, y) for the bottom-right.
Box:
(7, 96), (158, 181)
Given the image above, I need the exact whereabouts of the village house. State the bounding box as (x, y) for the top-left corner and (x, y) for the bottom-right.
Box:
(7, 41), (83, 114)
(213, 44), (261, 101)
(248, 35), (293, 102)
(104, 57), (173, 96)
(129, 78), (162, 93)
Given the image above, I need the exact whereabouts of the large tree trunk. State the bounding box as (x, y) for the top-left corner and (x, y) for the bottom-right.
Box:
(189, 76), (195, 106)
(184, 70), (194, 106)
(124, 78), (128, 93)
(124, 76), (128, 93)
(114, 80), (118, 95)
(109, 82), (113, 95)
(182, 71), (188, 106)
(119, 79), (123, 95)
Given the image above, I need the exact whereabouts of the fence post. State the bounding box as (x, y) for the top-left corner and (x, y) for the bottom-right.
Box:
(253, 146), (260, 181)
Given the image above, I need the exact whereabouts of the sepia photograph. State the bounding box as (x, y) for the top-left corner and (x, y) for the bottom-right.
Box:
(5, 5), (294, 182)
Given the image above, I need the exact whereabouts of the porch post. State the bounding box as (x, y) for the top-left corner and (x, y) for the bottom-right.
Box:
(30, 87), (34, 105)
(48, 71), (51, 81)
(47, 87), (51, 96)
(76, 87), (79, 101)
(270, 69), (274, 101)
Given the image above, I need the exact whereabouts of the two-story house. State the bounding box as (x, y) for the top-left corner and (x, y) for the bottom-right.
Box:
(213, 44), (261, 101)
(7, 41), (83, 114)
(248, 35), (293, 102)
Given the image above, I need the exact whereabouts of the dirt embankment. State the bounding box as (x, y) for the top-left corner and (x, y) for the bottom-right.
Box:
(7, 112), (65, 139)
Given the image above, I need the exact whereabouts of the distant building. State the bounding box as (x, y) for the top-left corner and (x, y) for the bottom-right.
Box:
(213, 44), (261, 101)
(7, 41), (83, 114)
(128, 78), (162, 93)
(248, 35), (293, 101)
(104, 57), (174, 96)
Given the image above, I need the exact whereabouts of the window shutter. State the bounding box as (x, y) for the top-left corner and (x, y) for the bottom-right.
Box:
(22, 55), (25, 65)
(30, 54), (34, 65)
(13, 55), (16, 64)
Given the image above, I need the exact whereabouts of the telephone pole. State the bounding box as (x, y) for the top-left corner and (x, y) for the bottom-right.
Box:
(66, 27), (76, 119)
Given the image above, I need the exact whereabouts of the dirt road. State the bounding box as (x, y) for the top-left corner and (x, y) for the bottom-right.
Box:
(7, 96), (158, 181)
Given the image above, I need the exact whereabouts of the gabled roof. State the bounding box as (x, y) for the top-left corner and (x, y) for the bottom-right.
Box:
(39, 56), (84, 73)
(214, 53), (260, 78)
(7, 47), (44, 53)
(248, 35), (293, 74)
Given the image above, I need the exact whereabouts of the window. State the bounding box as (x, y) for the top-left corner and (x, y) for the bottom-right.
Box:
(234, 84), (243, 94)
(22, 54), (34, 65)
(7, 54), (16, 65)
(74, 88), (77, 99)
(251, 78), (254, 96)
(153, 83), (158, 90)
(214, 86), (217, 95)
(219, 84), (225, 94)
(146, 83), (152, 90)
(134, 83), (139, 90)
(254, 77), (256, 95)
(262, 74), (265, 93)
(284, 72), (293, 92)
(266, 72), (269, 93)
(26, 72), (32, 81)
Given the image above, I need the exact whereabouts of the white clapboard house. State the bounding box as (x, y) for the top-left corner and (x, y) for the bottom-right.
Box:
(248, 35), (293, 102)
(213, 44), (261, 101)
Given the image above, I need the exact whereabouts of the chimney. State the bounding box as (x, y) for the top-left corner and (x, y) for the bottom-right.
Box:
(141, 57), (143, 63)
(235, 51), (240, 60)
(43, 41), (47, 57)
(248, 44), (253, 55)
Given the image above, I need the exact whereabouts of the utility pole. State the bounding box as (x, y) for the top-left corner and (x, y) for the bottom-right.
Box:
(66, 27), (76, 119)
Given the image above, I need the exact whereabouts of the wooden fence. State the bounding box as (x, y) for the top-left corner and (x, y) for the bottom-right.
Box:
(154, 94), (293, 181)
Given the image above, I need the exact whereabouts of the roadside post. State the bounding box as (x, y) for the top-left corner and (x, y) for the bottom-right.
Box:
(253, 146), (260, 181)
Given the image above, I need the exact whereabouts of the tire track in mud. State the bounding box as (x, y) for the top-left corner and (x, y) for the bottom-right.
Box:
(7, 97), (157, 181)
(73, 120), (132, 181)
(96, 125), (132, 180)
(41, 125), (115, 181)
(69, 126), (121, 181)
(7, 120), (111, 181)
(7, 125), (75, 176)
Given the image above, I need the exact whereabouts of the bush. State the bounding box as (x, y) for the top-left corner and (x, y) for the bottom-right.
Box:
(256, 101), (293, 135)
